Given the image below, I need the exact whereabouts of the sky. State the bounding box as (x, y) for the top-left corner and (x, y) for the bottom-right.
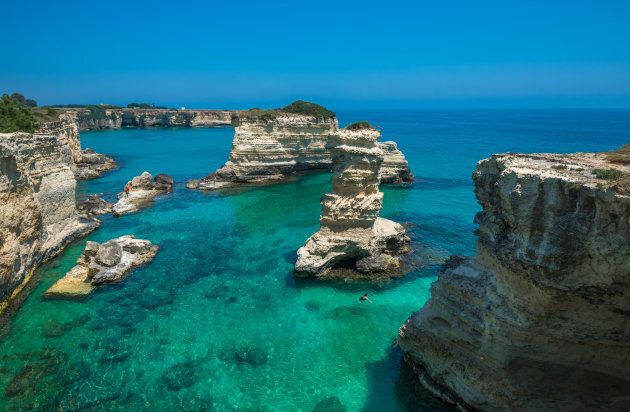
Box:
(2, 0), (630, 109)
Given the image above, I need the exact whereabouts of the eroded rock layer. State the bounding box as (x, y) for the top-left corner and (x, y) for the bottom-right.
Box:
(295, 128), (410, 279)
(190, 115), (413, 190)
(0, 131), (99, 308)
(398, 153), (630, 411)
(74, 108), (234, 130)
(44, 235), (158, 299)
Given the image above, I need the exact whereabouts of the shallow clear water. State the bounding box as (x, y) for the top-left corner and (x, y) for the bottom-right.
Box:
(1, 110), (628, 411)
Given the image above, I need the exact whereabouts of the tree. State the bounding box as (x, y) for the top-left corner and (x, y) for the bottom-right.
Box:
(0, 94), (37, 132)
(10, 92), (37, 107)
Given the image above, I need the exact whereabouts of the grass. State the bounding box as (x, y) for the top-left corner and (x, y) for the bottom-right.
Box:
(606, 144), (630, 165)
(345, 121), (374, 131)
(593, 168), (624, 180)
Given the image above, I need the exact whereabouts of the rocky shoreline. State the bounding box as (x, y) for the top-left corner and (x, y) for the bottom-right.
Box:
(397, 152), (630, 410)
(112, 172), (173, 216)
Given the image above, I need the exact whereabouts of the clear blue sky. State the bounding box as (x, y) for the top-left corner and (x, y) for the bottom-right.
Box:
(2, 0), (630, 109)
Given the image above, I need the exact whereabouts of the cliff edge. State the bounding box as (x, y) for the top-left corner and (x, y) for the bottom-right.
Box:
(398, 152), (630, 410)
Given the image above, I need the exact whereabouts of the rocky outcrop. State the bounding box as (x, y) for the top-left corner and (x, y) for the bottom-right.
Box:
(38, 113), (116, 179)
(189, 113), (413, 190)
(0, 131), (99, 311)
(193, 113), (338, 189)
(398, 153), (630, 411)
(112, 172), (173, 216)
(43, 235), (158, 299)
(294, 127), (410, 279)
(74, 108), (233, 131)
(378, 141), (413, 183)
(77, 195), (113, 217)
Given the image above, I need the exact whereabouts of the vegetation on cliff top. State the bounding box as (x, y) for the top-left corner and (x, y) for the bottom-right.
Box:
(606, 144), (630, 165)
(127, 103), (168, 109)
(593, 168), (624, 180)
(345, 121), (374, 131)
(0, 94), (37, 133)
(240, 100), (336, 121)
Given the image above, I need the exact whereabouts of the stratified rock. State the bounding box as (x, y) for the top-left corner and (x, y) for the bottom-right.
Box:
(295, 127), (410, 279)
(0, 130), (99, 309)
(112, 172), (174, 216)
(38, 112), (116, 179)
(72, 108), (234, 130)
(196, 111), (338, 190)
(398, 153), (630, 411)
(77, 195), (113, 217)
(378, 141), (413, 184)
(188, 102), (413, 190)
(44, 235), (158, 299)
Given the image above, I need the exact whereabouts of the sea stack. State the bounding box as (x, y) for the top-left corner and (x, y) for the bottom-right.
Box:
(398, 153), (630, 410)
(44, 235), (158, 299)
(294, 124), (410, 279)
(112, 172), (173, 216)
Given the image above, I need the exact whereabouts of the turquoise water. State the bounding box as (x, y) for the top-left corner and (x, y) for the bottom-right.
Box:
(1, 110), (629, 411)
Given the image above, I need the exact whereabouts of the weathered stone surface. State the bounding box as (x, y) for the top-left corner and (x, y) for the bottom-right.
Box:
(378, 141), (413, 184)
(189, 112), (412, 190)
(295, 128), (410, 279)
(44, 235), (158, 299)
(398, 152), (630, 411)
(0, 130), (99, 310)
(38, 112), (116, 180)
(77, 195), (113, 217)
(72, 108), (234, 130)
(112, 172), (174, 216)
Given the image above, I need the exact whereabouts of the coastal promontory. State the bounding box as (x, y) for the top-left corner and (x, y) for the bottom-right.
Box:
(398, 152), (630, 410)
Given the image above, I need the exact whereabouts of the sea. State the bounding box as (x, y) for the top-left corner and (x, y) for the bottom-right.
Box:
(0, 109), (628, 411)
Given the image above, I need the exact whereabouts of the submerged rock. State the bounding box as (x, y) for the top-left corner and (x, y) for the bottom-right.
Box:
(43, 235), (158, 299)
(398, 153), (630, 411)
(295, 127), (410, 279)
(112, 171), (173, 216)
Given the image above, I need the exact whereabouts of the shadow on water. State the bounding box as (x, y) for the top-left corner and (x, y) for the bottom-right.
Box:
(361, 346), (455, 412)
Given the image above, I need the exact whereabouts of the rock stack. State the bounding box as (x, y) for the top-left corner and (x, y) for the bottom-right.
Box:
(378, 141), (413, 184)
(44, 235), (158, 299)
(398, 153), (630, 411)
(112, 172), (173, 216)
(294, 126), (410, 279)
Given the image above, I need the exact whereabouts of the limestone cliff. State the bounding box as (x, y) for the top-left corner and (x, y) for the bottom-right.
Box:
(74, 108), (233, 130)
(378, 141), (413, 184)
(294, 127), (410, 279)
(37, 113), (116, 179)
(398, 153), (630, 411)
(190, 114), (412, 190)
(0, 131), (99, 310)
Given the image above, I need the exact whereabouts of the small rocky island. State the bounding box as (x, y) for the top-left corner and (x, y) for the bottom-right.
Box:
(112, 172), (174, 216)
(398, 152), (630, 410)
(187, 101), (413, 190)
(294, 124), (410, 279)
(44, 235), (158, 299)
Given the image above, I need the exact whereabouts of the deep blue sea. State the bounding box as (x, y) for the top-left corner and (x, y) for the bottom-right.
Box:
(0, 110), (628, 411)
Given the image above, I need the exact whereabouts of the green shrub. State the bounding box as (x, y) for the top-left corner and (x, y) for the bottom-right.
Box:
(0, 94), (36, 132)
(345, 121), (374, 131)
(593, 168), (624, 180)
(606, 144), (630, 165)
(280, 100), (335, 119)
(78, 105), (111, 121)
(551, 164), (567, 170)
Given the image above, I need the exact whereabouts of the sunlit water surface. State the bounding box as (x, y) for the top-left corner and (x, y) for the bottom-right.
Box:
(1, 110), (628, 411)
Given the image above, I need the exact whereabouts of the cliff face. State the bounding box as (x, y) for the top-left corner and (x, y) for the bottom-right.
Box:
(294, 128), (410, 279)
(0, 131), (99, 309)
(74, 109), (233, 130)
(378, 141), (413, 184)
(398, 153), (630, 411)
(191, 115), (413, 190)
